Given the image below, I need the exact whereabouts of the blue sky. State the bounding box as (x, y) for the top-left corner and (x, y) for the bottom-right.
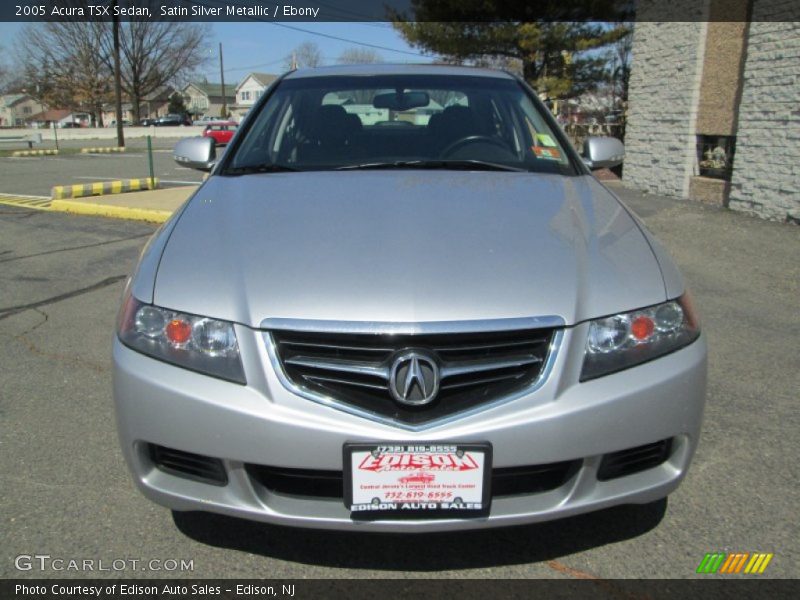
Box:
(0, 21), (433, 86)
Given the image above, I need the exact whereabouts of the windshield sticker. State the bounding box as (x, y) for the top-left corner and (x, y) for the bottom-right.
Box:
(535, 133), (557, 147)
(532, 146), (562, 161)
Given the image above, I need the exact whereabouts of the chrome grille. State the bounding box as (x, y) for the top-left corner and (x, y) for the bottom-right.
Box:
(269, 327), (557, 425)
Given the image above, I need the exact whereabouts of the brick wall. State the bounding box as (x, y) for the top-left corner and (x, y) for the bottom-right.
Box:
(728, 15), (800, 222)
(623, 15), (708, 198)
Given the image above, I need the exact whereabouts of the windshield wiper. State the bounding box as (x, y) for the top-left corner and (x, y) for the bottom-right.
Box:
(222, 163), (299, 175)
(336, 160), (526, 173)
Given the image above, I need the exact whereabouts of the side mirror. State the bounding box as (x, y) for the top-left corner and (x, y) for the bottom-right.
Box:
(582, 136), (625, 169)
(173, 137), (216, 172)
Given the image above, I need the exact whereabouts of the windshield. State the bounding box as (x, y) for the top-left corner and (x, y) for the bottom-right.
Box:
(224, 74), (576, 175)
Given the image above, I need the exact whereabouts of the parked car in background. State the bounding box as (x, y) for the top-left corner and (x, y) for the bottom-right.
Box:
(140, 118), (156, 127)
(116, 64), (706, 533)
(194, 115), (219, 125)
(154, 114), (192, 127)
(202, 121), (238, 145)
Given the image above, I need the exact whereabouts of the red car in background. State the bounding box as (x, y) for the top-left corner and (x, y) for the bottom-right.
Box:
(202, 121), (238, 145)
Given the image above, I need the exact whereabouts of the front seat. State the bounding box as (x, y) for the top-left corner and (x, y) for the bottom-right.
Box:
(300, 105), (356, 162)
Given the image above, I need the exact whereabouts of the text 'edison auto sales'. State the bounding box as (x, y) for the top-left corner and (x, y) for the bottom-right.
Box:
(350, 446), (487, 511)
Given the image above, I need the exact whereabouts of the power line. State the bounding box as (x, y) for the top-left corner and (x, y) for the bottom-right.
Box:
(266, 21), (427, 58)
(222, 57), (285, 73)
(181, 0), (429, 59)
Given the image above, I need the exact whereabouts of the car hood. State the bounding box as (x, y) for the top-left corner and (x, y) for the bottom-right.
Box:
(153, 171), (667, 328)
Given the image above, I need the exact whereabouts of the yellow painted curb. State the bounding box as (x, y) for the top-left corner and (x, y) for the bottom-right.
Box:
(51, 178), (159, 199)
(11, 149), (59, 157)
(50, 200), (172, 223)
(80, 147), (126, 153)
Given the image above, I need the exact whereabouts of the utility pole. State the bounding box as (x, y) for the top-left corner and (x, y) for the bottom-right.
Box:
(292, 51), (297, 70)
(219, 43), (227, 119)
(112, 1), (125, 147)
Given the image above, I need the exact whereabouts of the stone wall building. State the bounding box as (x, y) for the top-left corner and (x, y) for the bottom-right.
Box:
(623, 0), (798, 223)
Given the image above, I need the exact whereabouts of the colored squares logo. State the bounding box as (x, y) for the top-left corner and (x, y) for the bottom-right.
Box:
(697, 553), (773, 574)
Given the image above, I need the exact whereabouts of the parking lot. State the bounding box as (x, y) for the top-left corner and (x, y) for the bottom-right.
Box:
(0, 165), (798, 579)
(0, 137), (204, 197)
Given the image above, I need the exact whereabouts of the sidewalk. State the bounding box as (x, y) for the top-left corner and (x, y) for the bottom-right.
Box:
(50, 185), (197, 223)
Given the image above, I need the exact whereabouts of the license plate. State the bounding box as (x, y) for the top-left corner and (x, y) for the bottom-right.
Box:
(344, 442), (492, 515)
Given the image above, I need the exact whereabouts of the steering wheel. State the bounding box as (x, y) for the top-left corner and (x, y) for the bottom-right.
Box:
(439, 135), (510, 158)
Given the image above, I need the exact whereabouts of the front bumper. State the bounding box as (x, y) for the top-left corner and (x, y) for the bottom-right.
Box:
(112, 326), (707, 532)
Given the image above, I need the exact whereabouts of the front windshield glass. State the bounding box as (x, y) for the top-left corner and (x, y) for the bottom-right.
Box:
(226, 74), (575, 175)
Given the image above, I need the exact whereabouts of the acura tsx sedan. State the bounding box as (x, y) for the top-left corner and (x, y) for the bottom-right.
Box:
(113, 64), (706, 532)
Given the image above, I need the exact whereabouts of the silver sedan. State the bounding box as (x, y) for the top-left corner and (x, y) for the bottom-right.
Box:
(113, 64), (706, 532)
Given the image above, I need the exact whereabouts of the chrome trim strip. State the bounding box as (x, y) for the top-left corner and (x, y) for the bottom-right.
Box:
(263, 326), (564, 432)
(305, 374), (388, 391)
(281, 340), (393, 353)
(440, 356), (542, 378)
(261, 315), (565, 334)
(285, 356), (389, 379)
(440, 372), (523, 390)
(432, 338), (548, 352)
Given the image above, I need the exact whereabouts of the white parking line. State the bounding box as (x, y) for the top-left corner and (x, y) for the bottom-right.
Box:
(0, 192), (51, 199)
(81, 153), (130, 158)
(3, 156), (68, 161)
(72, 176), (201, 185)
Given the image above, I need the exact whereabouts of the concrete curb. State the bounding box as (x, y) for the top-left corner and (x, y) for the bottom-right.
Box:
(11, 149), (59, 157)
(49, 199), (172, 223)
(51, 178), (159, 200)
(80, 146), (126, 153)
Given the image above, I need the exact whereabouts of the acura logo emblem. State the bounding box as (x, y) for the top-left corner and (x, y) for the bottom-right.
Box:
(389, 352), (440, 406)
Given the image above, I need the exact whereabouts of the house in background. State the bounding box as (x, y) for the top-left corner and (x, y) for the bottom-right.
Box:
(101, 103), (134, 126)
(0, 94), (40, 127)
(101, 87), (175, 125)
(28, 109), (90, 128)
(182, 82), (234, 119)
(231, 72), (277, 120)
(141, 86), (175, 121)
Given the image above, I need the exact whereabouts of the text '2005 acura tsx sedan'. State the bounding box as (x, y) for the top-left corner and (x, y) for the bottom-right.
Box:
(113, 64), (706, 532)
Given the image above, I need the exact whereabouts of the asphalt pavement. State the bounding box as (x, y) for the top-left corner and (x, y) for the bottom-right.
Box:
(0, 138), (205, 197)
(0, 183), (798, 580)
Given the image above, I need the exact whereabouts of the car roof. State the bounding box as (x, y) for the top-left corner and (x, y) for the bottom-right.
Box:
(283, 63), (516, 81)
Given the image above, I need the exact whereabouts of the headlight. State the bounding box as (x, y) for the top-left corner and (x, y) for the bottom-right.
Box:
(581, 293), (700, 381)
(117, 292), (246, 384)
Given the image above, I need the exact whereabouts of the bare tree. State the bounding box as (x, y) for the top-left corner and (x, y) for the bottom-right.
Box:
(283, 42), (323, 71)
(16, 22), (111, 126)
(98, 13), (210, 123)
(0, 47), (8, 93)
(608, 31), (633, 105)
(337, 47), (383, 65)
